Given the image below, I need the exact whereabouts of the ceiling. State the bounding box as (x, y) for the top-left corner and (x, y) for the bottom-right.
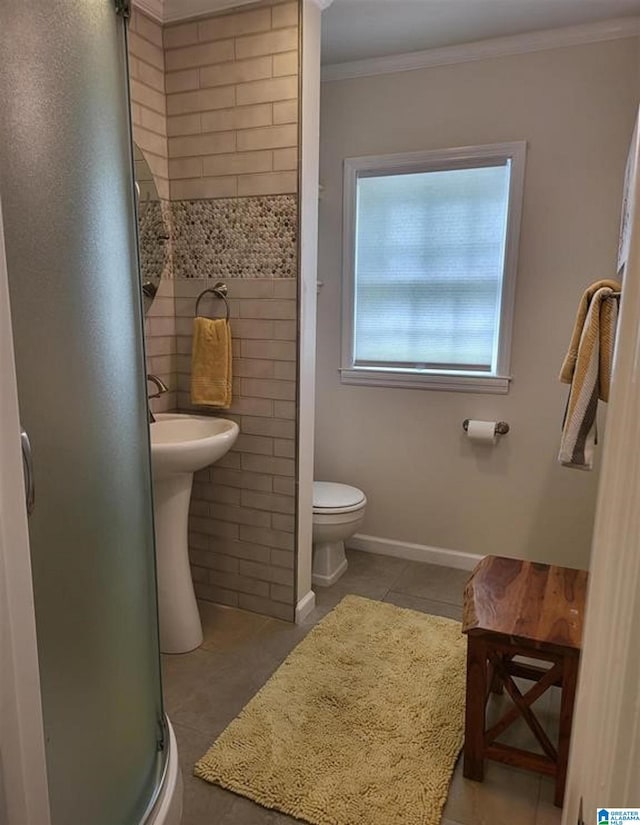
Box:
(321, 0), (640, 65)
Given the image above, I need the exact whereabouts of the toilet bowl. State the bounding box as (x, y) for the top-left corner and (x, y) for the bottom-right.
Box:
(312, 481), (367, 587)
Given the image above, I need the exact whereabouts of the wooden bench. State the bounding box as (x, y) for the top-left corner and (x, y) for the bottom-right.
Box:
(462, 555), (588, 807)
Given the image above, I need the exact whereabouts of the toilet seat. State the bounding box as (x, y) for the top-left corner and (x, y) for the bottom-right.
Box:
(313, 481), (366, 514)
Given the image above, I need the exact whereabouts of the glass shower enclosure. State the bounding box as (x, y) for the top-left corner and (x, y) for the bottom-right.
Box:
(0, 1), (168, 823)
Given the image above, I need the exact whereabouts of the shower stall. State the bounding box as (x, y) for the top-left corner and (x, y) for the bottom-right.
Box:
(0, 1), (181, 823)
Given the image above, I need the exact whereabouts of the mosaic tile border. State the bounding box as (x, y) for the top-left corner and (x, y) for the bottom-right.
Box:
(171, 195), (298, 279)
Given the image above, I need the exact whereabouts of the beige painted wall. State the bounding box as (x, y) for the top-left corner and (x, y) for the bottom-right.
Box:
(315, 37), (639, 569)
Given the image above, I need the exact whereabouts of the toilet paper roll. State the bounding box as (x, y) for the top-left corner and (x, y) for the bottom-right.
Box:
(466, 420), (497, 445)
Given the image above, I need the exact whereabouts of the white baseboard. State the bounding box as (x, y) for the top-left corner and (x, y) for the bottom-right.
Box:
(347, 533), (483, 571)
(295, 590), (316, 624)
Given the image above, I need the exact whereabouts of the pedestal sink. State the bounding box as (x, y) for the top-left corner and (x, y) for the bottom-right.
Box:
(150, 413), (239, 654)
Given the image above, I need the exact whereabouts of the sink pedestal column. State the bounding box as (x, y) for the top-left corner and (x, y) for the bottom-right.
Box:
(153, 472), (203, 654)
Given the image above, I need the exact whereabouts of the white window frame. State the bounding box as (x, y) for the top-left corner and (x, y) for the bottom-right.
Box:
(340, 141), (527, 394)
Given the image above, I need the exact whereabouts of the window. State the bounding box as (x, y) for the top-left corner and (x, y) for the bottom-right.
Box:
(341, 142), (526, 393)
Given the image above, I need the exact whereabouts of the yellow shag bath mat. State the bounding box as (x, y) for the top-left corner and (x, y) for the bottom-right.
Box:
(195, 595), (467, 825)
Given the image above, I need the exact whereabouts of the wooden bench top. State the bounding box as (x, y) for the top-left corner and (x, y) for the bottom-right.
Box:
(462, 556), (588, 652)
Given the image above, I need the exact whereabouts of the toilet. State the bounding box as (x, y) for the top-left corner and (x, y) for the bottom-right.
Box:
(312, 481), (367, 587)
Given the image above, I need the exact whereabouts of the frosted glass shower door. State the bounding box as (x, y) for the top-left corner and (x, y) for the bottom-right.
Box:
(0, 2), (166, 824)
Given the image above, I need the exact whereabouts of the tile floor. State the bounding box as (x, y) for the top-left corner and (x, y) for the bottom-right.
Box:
(162, 549), (562, 825)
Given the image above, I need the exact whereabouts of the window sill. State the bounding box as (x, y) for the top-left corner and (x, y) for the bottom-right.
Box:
(339, 367), (511, 394)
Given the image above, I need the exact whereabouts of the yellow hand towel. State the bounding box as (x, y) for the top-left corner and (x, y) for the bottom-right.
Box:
(190, 317), (232, 408)
(559, 278), (621, 401)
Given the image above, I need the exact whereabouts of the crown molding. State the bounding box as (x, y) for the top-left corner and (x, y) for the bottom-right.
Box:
(132, 0), (163, 22)
(132, 0), (260, 24)
(322, 15), (640, 83)
(163, 0), (257, 23)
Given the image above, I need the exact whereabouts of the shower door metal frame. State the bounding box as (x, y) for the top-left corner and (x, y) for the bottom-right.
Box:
(0, 196), (51, 825)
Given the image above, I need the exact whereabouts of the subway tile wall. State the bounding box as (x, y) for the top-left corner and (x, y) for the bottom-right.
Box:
(134, 145), (174, 286)
(129, 9), (170, 200)
(145, 278), (178, 415)
(129, 10), (177, 410)
(167, 2), (300, 621)
(174, 278), (297, 621)
(164, 0), (299, 201)
(129, 1), (301, 620)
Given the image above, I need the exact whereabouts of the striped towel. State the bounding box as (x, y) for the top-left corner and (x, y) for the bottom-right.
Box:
(558, 280), (620, 469)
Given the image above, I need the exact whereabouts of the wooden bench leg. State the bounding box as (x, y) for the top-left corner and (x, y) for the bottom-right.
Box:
(555, 653), (579, 807)
(489, 653), (511, 695)
(464, 635), (487, 781)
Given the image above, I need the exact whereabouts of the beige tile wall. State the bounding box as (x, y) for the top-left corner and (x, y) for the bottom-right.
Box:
(128, 2), (301, 620)
(164, 1), (299, 201)
(129, 14), (176, 409)
(129, 9), (170, 200)
(173, 278), (297, 621)
(134, 145), (160, 202)
(145, 278), (177, 414)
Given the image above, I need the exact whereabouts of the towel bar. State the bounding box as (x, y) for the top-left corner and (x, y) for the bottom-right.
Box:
(195, 282), (230, 321)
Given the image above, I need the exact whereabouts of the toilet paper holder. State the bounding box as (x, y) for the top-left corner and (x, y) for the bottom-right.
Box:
(463, 420), (510, 436)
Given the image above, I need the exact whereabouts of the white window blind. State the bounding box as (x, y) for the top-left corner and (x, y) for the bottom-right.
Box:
(341, 143), (525, 393)
(354, 163), (511, 372)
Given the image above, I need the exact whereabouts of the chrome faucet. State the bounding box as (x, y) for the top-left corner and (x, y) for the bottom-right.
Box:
(147, 374), (169, 423)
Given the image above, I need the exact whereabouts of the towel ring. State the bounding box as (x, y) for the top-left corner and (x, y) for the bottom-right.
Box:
(195, 282), (230, 321)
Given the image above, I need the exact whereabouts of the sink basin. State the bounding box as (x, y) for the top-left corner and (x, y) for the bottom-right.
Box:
(149, 413), (239, 654)
(151, 413), (239, 479)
